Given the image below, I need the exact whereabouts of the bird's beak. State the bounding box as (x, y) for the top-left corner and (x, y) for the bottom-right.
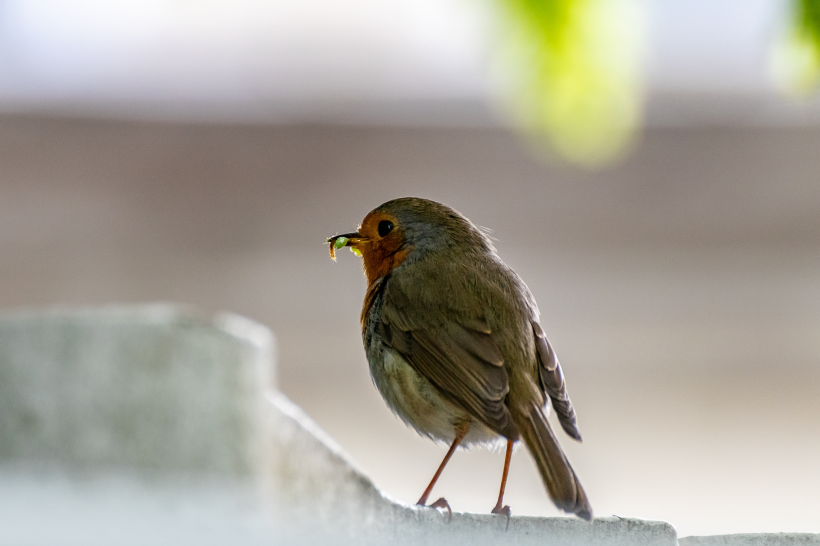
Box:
(328, 232), (366, 247)
(327, 231), (369, 260)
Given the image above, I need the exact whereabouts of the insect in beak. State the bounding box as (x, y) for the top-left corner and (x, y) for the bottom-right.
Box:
(327, 232), (367, 260)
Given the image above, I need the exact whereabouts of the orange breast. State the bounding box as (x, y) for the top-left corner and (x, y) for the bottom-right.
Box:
(362, 242), (410, 286)
(359, 241), (410, 328)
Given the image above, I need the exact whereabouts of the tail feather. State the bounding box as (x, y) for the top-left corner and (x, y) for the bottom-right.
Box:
(517, 403), (593, 520)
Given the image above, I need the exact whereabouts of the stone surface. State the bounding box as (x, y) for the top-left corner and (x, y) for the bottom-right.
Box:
(0, 305), (279, 545)
(0, 305), (272, 477)
(681, 535), (820, 546)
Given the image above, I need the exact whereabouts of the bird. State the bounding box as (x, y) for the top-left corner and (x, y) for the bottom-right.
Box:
(327, 197), (592, 521)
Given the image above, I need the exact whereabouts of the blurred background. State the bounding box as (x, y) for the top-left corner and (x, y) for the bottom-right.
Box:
(1, 0), (820, 538)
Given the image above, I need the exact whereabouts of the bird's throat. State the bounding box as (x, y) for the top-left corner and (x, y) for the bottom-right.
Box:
(362, 244), (410, 286)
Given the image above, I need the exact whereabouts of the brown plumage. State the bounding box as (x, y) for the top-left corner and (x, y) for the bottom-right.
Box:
(328, 197), (592, 521)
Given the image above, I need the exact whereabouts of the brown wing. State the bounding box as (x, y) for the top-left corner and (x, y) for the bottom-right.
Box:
(532, 321), (582, 442)
(378, 311), (519, 440)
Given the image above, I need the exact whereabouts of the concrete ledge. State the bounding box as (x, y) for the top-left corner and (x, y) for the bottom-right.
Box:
(681, 535), (820, 546)
(0, 305), (271, 477)
(0, 305), (815, 545)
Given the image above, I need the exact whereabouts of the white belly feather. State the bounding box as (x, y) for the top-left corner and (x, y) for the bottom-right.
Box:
(370, 348), (500, 447)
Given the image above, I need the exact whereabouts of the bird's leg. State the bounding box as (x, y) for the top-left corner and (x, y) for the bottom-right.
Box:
(491, 438), (513, 527)
(416, 422), (469, 517)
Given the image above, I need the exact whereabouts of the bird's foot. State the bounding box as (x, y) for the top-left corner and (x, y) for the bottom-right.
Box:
(417, 497), (452, 522)
(491, 503), (511, 531)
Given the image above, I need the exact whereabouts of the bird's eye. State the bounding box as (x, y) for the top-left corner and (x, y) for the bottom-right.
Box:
(377, 220), (394, 237)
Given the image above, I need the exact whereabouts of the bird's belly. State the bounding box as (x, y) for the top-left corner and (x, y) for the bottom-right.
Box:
(369, 347), (498, 446)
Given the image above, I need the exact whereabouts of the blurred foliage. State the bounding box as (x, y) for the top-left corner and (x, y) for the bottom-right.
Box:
(492, 0), (644, 166)
(772, 0), (820, 96)
(774, 0), (820, 96)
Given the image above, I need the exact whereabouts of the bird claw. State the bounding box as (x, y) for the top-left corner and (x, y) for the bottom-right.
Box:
(419, 497), (453, 522)
(492, 504), (511, 531)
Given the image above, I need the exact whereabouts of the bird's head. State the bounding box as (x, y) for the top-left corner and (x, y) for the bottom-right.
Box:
(328, 197), (493, 285)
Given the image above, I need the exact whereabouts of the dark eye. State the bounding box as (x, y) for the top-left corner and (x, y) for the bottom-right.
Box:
(377, 220), (394, 237)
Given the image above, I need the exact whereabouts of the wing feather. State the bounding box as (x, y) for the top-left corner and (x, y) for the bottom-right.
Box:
(379, 313), (518, 439)
(532, 321), (582, 441)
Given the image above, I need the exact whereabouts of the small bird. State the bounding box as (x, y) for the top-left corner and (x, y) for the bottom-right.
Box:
(328, 197), (592, 521)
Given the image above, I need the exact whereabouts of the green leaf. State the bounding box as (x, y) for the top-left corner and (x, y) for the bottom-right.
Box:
(493, 0), (644, 165)
(772, 0), (820, 95)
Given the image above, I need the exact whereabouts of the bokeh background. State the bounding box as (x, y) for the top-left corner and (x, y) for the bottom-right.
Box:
(1, 0), (820, 538)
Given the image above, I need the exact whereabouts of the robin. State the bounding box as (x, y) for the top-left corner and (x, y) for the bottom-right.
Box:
(327, 197), (592, 521)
